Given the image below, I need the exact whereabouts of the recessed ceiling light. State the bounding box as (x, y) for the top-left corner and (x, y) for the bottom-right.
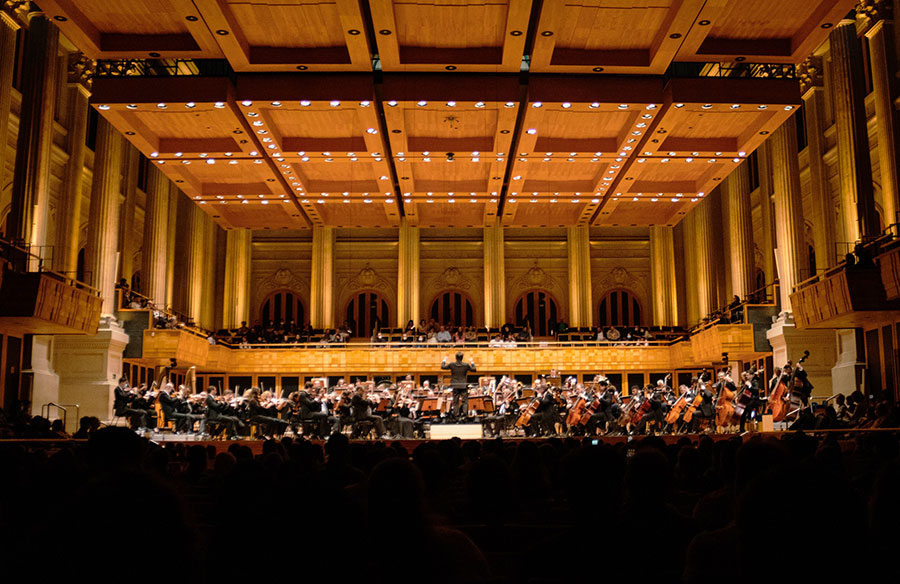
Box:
(526, 129), (537, 134)
(417, 100), (427, 107)
(561, 102), (572, 109)
(366, 128), (378, 134)
(300, 100), (311, 106)
(214, 102), (225, 109)
(475, 102), (485, 108)
(589, 102), (600, 109)
(505, 102), (516, 108)
(387, 100), (397, 107)
(758, 105), (768, 110)
(618, 104), (628, 109)
(126, 104), (138, 110)
(446, 101), (456, 107)
(330, 100), (341, 107)
(701, 104), (713, 109)
(674, 103), (684, 108)
(156, 103), (167, 109)
(359, 101), (370, 107)
(532, 102), (542, 108)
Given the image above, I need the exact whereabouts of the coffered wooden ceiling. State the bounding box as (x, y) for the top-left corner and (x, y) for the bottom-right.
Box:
(77, 0), (848, 229)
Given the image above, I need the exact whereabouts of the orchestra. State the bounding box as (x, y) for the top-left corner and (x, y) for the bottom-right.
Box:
(111, 355), (817, 440)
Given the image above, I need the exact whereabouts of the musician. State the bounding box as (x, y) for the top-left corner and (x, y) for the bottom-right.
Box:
(441, 352), (476, 421)
(158, 383), (198, 433)
(246, 388), (290, 437)
(350, 387), (387, 438)
(739, 369), (761, 433)
(297, 383), (339, 437)
(113, 377), (154, 430)
(690, 378), (716, 433)
(204, 386), (244, 438)
(529, 382), (559, 436)
(638, 385), (665, 434)
(483, 387), (517, 437)
(785, 362), (814, 408)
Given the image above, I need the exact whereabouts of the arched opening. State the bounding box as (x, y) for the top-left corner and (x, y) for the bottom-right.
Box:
(429, 290), (475, 328)
(260, 290), (305, 327)
(76, 247), (86, 283)
(597, 289), (642, 327)
(346, 291), (390, 337)
(514, 290), (559, 336)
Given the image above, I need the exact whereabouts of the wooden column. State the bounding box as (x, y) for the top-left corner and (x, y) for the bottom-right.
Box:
(724, 162), (755, 299)
(56, 54), (91, 275)
(118, 144), (140, 284)
(770, 116), (808, 313)
(649, 226), (678, 326)
(866, 18), (900, 227)
(165, 182), (178, 309)
(84, 117), (122, 316)
(183, 204), (205, 323)
(829, 19), (879, 241)
(756, 141), (777, 285)
(483, 223), (506, 328)
(223, 228), (251, 329)
(7, 12), (58, 255)
(397, 218), (420, 327)
(310, 226), (335, 328)
(566, 226), (592, 327)
(800, 56), (837, 270)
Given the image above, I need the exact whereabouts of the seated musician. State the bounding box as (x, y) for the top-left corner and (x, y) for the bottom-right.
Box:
(739, 369), (762, 433)
(158, 383), (196, 433)
(690, 377), (716, 433)
(297, 383), (339, 437)
(585, 379), (615, 435)
(529, 382), (559, 437)
(113, 377), (153, 431)
(204, 386), (244, 438)
(350, 387), (388, 438)
(246, 388), (290, 438)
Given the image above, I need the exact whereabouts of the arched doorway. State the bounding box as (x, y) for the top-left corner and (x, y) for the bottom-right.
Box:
(260, 290), (306, 327)
(597, 289), (641, 327)
(514, 290), (559, 336)
(346, 291), (390, 337)
(429, 290), (475, 328)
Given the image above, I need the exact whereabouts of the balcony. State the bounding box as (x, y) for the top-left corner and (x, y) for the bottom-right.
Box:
(0, 241), (102, 335)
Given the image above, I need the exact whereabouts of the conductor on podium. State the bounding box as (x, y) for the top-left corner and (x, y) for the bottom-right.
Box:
(442, 352), (476, 421)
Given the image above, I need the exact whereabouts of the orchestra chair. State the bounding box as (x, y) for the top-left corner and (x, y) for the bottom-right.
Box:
(204, 419), (228, 440)
(350, 419), (377, 439)
(299, 418), (321, 439)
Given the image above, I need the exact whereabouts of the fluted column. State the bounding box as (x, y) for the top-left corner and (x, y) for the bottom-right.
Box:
(483, 223), (506, 327)
(866, 18), (900, 227)
(770, 116), (808, 313)
(566, 226), (592, 327)
(7, 12), (58, 254)
(223, 228), (251, 329)
(724, 162), (755, 298)
(830, 19), (879, 241)
(397, 219), (420, 327)
(310, 226), (335, 328)
(183, 204), (205, 322)
(800, 57), (837, 269)
(118, 145), (140, 284)
(165, 183), (178, 309)
(200, 215), (217, 330)
(649, 226), (678, 326)
(56, 54), (91, 275)
(0, 11), (20, 190)
(142, 166), (170, 306)
(84, 117), (122, 316)
(756, 141), (777, 284)
(693, 195), (717, 318)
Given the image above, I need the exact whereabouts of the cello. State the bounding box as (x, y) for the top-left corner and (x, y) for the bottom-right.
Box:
(769, 351), (809, 422)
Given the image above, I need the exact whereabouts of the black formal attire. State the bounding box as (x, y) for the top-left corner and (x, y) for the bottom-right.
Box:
(158, 391), (196, 432)
(690, 385), (715, 432)
(350, 394), (386, 437)
(113, 386), (153, 429)
(442, 359), (476, 419)
(530, 391), (558, 436)
(739, 376), (761, 432)
(298, 392), (338, 437)
(482, 401), (516, 437)
(639, 393), (666, 431)
(204, 394), (244, 437)
(390, 405), (417, 438)
(248, 398), (290, 436)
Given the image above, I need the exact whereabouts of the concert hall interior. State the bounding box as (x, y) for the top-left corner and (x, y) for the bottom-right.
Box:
(1, 1), (900, 581)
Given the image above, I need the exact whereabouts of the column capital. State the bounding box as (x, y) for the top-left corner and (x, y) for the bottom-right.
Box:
(67, 52), (94, 94)
(798, 55), (824, 97)
(856, 0), (892, 26)
(2, 1), (31, 27)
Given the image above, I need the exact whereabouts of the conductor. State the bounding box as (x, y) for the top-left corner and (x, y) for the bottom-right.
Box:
(442, 352), (476, 421)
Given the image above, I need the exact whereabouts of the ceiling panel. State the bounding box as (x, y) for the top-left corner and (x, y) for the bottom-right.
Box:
(530, 0), (705, 74)
(675, 0), (856, 63)
(193, 0), (371, 71)
(39, 0), (221, 59)
(369, 0), (532, 72)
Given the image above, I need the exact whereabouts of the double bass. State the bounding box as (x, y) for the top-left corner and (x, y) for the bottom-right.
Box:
(715, 369), (736, 429)
(769, 351), (809, 422)
(731, 365), (759, 423)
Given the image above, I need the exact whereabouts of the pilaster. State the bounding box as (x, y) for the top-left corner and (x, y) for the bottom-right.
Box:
(724, 161), (755, 299)
(483, 223), (506, 328)
(649, 226), (678, 326)
(310, 226), (335, 328)
(397, 219), (420, 327)
(865, 18), (900, 227)
(566, 226), (592, 327)
(142, 165), (170, 306)
(223, 228), (252, 329)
